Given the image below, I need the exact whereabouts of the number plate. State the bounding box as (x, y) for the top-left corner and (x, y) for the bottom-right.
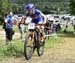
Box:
(28, 23), (35, 29)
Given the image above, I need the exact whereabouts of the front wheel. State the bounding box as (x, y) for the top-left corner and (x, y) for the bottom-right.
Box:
(24, 32), (34, 60)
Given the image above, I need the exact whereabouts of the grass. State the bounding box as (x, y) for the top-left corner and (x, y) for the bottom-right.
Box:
(0, 24), (74, 60)
(13, 25), (20, 32)
(0, 40), (23, 56)
(0, 36), (60, 60)
(0, 40), (24, 62)
(61, 24), (74, 32)
(45, 36), (60, 49)
(0, 25), (4, 31)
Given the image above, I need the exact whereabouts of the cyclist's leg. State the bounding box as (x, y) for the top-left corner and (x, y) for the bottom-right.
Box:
(31, 18), (45, 42)
(38, 18), (45, 42)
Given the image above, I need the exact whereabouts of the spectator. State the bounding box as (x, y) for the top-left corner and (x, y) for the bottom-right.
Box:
(4, 12), (14, 45)
(72, 20), (75, 34)
(64, 21), (69, 33)
(18, 16), (26, 39)
(44, 20), (51, 35)
(56, 23), (61, 32)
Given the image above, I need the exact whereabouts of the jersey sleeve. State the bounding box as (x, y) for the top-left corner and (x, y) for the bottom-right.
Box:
(36, 9), (42, 16)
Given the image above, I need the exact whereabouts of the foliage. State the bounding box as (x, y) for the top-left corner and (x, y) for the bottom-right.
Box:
(0, 0), (12, 24)
(69, 0), (75, 15)
(0, 0), (70, 24)
(12, 4), (19, 14)
(11, 0), (69, 14)
(0, 0), (4, 24)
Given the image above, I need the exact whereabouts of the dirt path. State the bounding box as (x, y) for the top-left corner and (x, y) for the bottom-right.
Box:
(0, 31), (20, 40)
(0, 31), (75, 63)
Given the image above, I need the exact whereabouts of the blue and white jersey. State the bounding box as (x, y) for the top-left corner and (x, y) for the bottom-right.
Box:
(26, 9), (44, 24)
(5, 16), (13, 28)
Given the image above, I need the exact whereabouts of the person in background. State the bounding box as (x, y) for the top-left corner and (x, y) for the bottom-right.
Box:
(44, 19), (51, 35)
(64, 21), (69, 33)
(4, 11), (14, 45)
(72, 20), (75, 34)
(18, 16), (26, 39)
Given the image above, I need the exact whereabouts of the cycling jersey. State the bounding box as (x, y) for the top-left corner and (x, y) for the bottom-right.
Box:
(26, 9), (44, 24)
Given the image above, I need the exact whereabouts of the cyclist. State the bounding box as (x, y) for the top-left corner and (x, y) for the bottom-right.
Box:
(25, 3), (46, 42)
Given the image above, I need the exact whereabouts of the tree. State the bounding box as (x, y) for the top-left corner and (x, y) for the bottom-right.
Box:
(2, 0), (12, 14)
(12, 4), (19, 14)
(69, 0), (75, 15)
(0, 0), (4, 24)
(0, 0), (12, 24)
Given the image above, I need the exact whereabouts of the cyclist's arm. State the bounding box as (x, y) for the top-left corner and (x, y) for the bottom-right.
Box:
(40, 12), (46, 24)
(36, 9), (46, 24)
(4, 18), (8, 26)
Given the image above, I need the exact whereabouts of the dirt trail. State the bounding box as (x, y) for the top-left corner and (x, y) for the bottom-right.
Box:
(0, 31), (20, 40)
(0, 31), (75, 63)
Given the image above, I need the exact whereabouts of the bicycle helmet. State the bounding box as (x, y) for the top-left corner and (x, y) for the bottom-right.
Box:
(25, 3), (35, 10)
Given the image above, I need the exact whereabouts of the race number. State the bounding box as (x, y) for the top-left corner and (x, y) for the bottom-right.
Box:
(28, 23), (35, 29)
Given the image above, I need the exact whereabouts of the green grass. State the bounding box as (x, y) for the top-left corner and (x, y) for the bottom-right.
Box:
(0, 35), (60, 60)
(45, 36), (60, 49)
(61, 24), (74, 32)
(0, 25), (4, 31)
(0, 25), (74, 60)
(0, 25), (62, 59)
(13, 25), (20, 32)
(0, 40), (23, 57)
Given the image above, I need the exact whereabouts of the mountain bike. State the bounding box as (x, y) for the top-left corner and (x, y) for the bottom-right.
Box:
(24, 22), (45, 60)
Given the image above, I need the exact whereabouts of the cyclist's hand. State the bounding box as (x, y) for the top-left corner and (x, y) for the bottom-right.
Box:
(42, 22), (46, 26)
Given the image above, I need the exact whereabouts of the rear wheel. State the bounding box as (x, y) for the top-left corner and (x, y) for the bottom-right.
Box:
(24, 32), (34, 60)
(36, 33), (45, 56)
(37, 42), (45, 56)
